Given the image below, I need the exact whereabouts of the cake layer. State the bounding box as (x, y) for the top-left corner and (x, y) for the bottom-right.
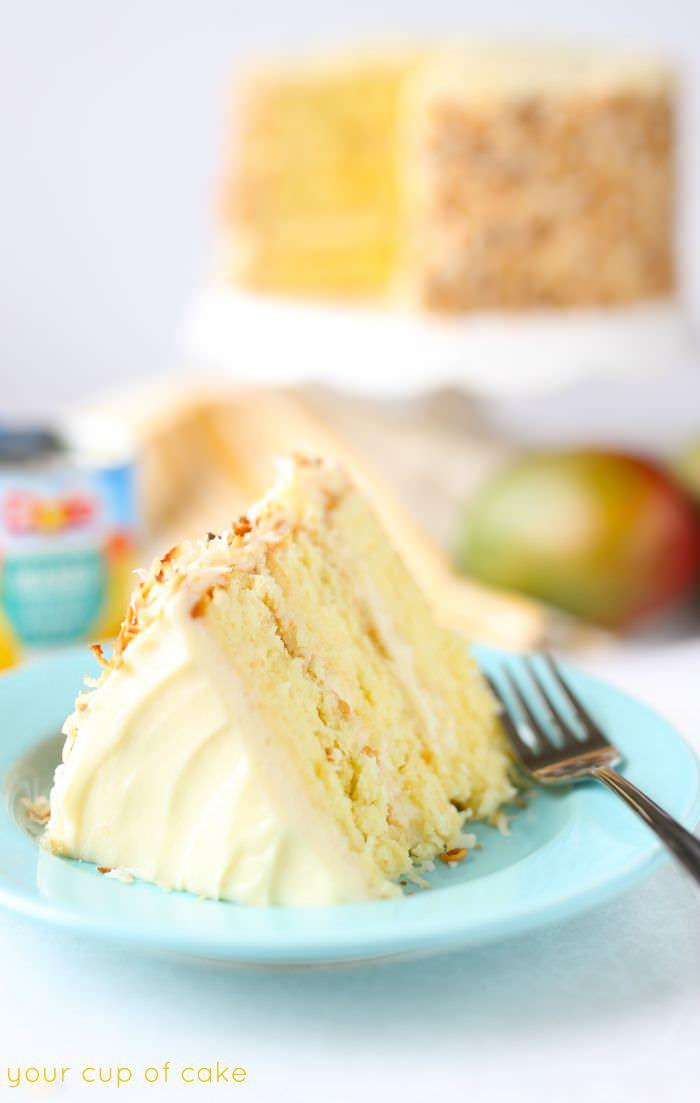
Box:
(47, 458), (513, 905)
(219, 52), (418, 295)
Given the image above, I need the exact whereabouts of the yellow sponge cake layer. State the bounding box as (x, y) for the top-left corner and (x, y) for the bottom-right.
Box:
(48, 457), (513, 905)
(219, 52), (419, 296)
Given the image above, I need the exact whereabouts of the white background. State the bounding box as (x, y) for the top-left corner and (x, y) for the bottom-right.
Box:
(1, 0), (700, 416)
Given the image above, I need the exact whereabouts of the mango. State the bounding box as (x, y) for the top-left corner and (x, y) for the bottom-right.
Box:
(457, 450), (700, 628)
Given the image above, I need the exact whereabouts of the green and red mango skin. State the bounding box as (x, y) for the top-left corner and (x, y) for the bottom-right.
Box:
(457, 451), (700, 629)
(675, 437), (700, 504)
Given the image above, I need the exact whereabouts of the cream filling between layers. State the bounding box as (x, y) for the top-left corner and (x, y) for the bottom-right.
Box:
(47, 587), (396, 906)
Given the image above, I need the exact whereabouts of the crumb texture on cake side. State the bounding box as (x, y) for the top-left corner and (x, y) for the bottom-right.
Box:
(399, 46), (674, 311)
(47, 457), (514, 906)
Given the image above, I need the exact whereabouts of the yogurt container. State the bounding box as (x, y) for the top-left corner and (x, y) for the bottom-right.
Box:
(0, 424), (138, 669)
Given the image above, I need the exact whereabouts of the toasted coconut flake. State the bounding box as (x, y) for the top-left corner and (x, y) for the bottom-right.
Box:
(21, 795), (51, 826)
(450, 797), (470, 812)
(161, 545), (180, 564)
(233, 515), (252, 538)
(89, 642), (111, 669)
(438, 847), (468, 864)
(191, 587), (215, 618)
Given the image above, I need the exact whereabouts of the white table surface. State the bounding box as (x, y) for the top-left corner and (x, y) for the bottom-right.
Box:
(2, 639), (699, 1102)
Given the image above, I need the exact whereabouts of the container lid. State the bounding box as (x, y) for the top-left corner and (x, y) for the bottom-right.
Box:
(0, 425), (66, 467)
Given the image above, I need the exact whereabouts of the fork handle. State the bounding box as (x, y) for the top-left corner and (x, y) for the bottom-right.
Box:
(594, 766), (700, 887)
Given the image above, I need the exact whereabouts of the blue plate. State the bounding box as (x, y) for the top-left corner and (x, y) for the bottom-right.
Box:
(1, 645), (699, 966)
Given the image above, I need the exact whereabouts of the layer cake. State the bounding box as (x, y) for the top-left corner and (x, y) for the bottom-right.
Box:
(219, 43), (675, 312)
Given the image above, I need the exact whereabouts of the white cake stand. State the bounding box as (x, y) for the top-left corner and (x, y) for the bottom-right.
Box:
(184, 286), (693, 400)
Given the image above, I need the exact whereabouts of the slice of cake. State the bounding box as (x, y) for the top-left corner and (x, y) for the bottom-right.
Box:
(47, 457), (513, 906)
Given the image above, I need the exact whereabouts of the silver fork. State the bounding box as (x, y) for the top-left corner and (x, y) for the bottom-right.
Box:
(485, 652), (700, 887)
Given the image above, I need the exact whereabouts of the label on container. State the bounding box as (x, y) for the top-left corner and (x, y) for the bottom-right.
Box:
(0, 462), (137, 666)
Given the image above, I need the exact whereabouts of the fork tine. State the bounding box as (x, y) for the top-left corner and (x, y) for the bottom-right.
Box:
(523, 656), (581, 749)
(503, 667), (551, 752)
(484, 674), (538, 765)
(544, 652), (607, 744)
